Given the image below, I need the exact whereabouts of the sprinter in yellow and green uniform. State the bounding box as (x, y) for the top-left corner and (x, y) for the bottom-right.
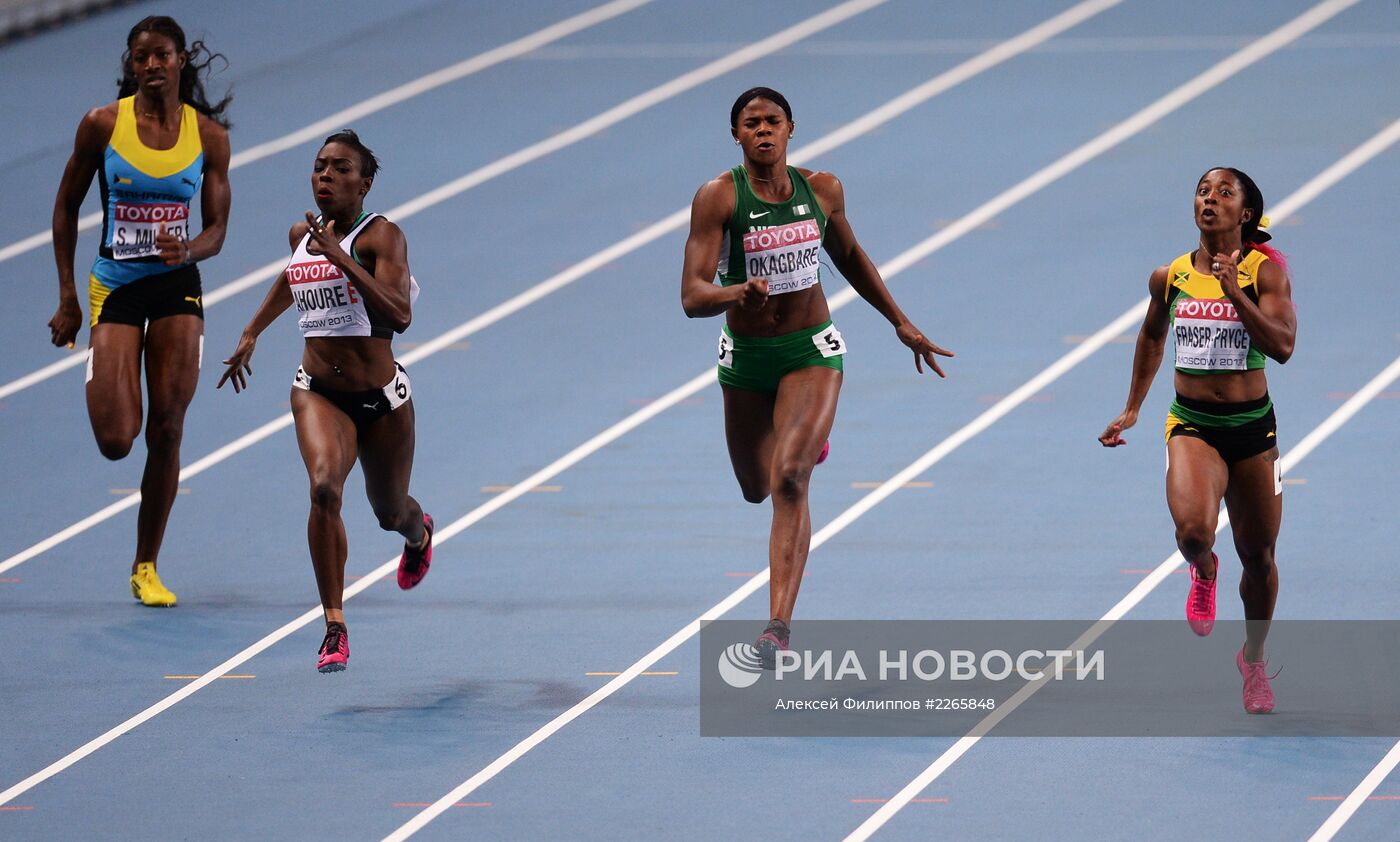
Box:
(1100, 168), (1297, 714)
(682, 87), (953, 667)
(48, 16), (232, 606)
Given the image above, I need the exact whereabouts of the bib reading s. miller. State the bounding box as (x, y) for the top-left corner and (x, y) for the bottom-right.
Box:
(717, 165), (827, 294)
(287, 212), (420, 339)
(1167, 249), (1270, 374)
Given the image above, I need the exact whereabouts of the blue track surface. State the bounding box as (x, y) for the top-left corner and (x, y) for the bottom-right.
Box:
(2, 1), (1399, 839)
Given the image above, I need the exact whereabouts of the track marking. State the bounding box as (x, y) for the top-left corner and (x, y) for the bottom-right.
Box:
(1307, 795), (1400, 801)
(846, 106), (1400, 842)
(0, 0), (1117, 575)
(1307, 741), (1400, 840)
(850, 799), (948, 805)
(0, 0), (1125, 808)
(585, 671), (677, 676)
(0, 0), (884, 402)
(384, 6), (1387, 837)
(518, 32), (1400, 60)
(162, 675), (255, 680)
(0, 0), (656, 268)
(480, 485), (562, 493)
(110, 488), (189, 495)
(847, 351), (1400, 842)
(393, 803), (491, 809)
(850, 481), (932, 489)
(368, 1), (1394, 833)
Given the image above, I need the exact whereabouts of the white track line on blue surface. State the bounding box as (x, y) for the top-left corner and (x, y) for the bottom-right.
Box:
(0, 0), (655, 268)
(0, 0), (880, 402)
(379, 4), (1374, 836)
(0, 0), (1113, 575)
(848, 350), (1400, 842)
(1309, 734), (1400, 842)
(846, 131), (1400, 842)
(0, 0), (1121, 808)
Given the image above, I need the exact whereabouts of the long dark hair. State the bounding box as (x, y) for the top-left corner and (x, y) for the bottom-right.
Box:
(117, 16), (232, 127)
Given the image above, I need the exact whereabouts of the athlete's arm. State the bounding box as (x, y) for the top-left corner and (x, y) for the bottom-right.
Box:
(1100, 266), (1171, 446)
(161, 118), (230, 266)
(217, 223), (302, 393)
(1211, 250), (1295, 364)
(48, 107), (111, 347)
(681, 176), (765, 317)
(810, 170), (952, 376)
(305, 214), (413, 332)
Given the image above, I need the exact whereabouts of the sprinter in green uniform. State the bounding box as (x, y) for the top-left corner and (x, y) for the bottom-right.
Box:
(682, 87), (953, 666)
(1100, 167), (1296, 713)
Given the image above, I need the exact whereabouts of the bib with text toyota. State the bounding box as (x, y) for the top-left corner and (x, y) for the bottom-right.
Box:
(109, 201), (189, 260)
(1174, 298), (1251, 370)
(743, 220), (822, 295)
(288, 259), (370, 336)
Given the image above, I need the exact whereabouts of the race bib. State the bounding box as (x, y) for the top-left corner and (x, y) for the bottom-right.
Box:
(109, 201), (189, 260)
(1174, 298), (1250, 370)
(383, 366), (412, 411)
(717, 330), (734, 369)
(288, 258), (369, 336)
(743, 219), (822, 296)
(811, 325), (846, 358)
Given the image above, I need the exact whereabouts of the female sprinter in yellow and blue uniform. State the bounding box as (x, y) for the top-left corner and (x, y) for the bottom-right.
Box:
(1101, 167), (1296, 713)
(49, 16), (231, 606)
(682, 87), (953, 666)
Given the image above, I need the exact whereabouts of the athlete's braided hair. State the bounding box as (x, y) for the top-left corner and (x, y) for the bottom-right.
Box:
(730, 86), (792, 128)
(1200, 166), (1287, 272)
(118, 16), (232, 128)
(322, 130), (380, 180)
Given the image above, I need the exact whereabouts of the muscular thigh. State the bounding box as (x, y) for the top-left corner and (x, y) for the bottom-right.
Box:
(143, 315), (203, 413)
(87, 322), (144, 427)
(358, 399), (416, 508)
(1224, 446), (1282, 550)
(291, 389), (358, 485)
(772, 365), (841, 462)
(722, 384), (777, 478)
(1166, 434), (1229, 529)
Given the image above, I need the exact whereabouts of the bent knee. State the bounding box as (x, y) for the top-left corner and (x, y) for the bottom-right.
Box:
(373, 506), (409, 533)
(95, 433), (135, 461)
(737, 477), (768, 505)
(1174, 523), (1217, 559)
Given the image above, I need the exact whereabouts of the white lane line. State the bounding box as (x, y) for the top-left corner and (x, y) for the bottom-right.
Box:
(846, 138), (1400, 842)
(0, 0), (882, 403)
(0, 0), (1131, 805)
(1309, 736), (1400, 842)
(380, 5), (1376, 834)
(0, 0), (1115, 574)
(0, 0), (656, 267)
(521, 31), (1400, 60)
(845, 353), (1400, 842)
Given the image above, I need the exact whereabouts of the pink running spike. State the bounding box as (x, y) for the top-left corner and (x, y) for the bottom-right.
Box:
(1237, 647), (1276, 713)
(317, 624), (348, 673)
(397, 513), (434, 590)
(816, 440), (830, 465)
(1186, 555), (1217, 636)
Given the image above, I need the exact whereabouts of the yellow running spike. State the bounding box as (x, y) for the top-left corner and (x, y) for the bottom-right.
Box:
(130, 562), (177, 607)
